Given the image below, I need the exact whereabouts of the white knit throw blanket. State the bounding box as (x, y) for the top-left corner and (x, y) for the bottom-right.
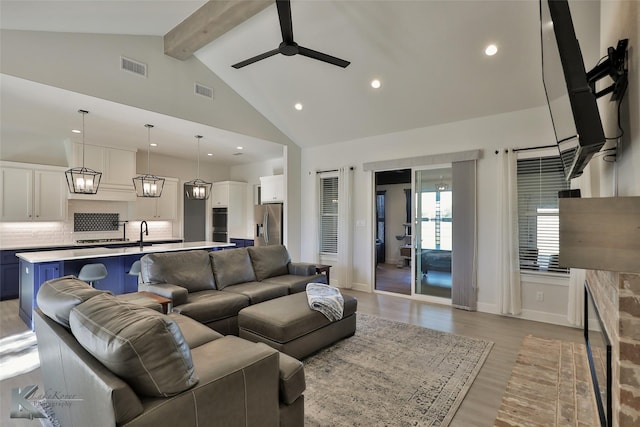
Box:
(306, 283), (344, 321)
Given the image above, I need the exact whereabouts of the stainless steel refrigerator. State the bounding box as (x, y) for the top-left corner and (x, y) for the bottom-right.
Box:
(254, 203), (283, 246)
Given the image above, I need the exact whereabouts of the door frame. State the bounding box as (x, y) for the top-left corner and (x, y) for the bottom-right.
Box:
(371, 164), (452, 306)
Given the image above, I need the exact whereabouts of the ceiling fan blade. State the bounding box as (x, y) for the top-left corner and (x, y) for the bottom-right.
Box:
(232, 48), (280, 69)
(276, 0), (294, 44)
(298, 46), (350, 68)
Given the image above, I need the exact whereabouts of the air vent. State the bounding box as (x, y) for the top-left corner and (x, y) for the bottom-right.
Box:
(195, 83), (213, 99)
(120, 56), (147, 77)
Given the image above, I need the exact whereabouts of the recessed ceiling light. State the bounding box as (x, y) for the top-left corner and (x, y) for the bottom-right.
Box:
(71, 129), (81, 134)
(150, 143), (158, 147)
(485, 44), (498, 56)
(207, 153), (213, 156)
(236, 146), (244, 150)
(294, 103), (303, 111)
(371, 79), (381, 89)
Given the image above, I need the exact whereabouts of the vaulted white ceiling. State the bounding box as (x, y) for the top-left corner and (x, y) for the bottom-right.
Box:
(0, 0), (555, 164)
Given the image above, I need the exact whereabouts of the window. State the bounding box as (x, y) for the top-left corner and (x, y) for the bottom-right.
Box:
(419, 190), (452, 251)
(319, 175), (338, 254)
(517, 155), (569, 274)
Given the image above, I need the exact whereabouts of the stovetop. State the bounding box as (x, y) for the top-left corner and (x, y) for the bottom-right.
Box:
(76, 238), (130, 244)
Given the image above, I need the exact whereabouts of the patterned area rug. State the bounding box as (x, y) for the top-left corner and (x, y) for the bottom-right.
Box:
(494, 335), (599, 426)
(303, 313), (493, 426)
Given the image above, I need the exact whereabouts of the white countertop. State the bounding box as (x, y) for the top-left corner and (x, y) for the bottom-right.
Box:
(16, 241), (235, 263)
(0, 238), (183, 251)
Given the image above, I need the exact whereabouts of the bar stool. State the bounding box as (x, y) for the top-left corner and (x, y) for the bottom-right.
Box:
(78, 263), (108, 287)
(128, 260), (141, 276)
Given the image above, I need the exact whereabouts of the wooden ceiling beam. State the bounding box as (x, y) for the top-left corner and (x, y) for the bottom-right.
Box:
(164, 0), (272, 60)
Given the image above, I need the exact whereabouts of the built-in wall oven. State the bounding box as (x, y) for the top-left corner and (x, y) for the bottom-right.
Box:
(212, 207), (228, 242)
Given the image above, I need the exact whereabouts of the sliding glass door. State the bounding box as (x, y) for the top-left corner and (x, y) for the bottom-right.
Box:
(414, 167), (452, 299)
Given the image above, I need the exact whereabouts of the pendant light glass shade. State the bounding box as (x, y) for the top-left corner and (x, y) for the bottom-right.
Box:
(184, 135), (212, 200)
(65, 110), (102, 194)
(133, 124), (165, 198)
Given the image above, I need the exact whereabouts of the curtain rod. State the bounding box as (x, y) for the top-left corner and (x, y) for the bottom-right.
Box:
(315, 166), (355, 174)
(494, 144), (557, 154)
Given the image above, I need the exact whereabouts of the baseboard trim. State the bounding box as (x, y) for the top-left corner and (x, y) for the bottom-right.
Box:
(477, 302), (578, 328)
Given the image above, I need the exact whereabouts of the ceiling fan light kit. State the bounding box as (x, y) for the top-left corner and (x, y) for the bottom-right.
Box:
(232, 0), (350, 69)
(133, 124), (165, 198)
(65, 109), (102, 195)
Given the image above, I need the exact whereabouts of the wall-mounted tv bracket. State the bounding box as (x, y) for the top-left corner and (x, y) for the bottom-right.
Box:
(587, 38), (628, 101)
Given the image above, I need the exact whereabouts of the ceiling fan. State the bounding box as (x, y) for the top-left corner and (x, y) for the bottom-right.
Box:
(232, 0), (350, 69)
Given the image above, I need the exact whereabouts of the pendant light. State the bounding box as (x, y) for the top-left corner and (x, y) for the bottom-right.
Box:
(65, 109), (102, 194)
(132, 124), (165, 197)
(436, 176), (448, 192)
(184, 135), (212, 200)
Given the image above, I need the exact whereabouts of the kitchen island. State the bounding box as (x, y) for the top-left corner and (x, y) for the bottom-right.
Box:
(17, 241), (235, 328)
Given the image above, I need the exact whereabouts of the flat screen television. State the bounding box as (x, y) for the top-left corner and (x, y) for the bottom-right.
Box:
(540, 0), (605, 180)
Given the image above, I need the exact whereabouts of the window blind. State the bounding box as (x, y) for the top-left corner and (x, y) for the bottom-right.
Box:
(516, 155), (569, 274)
(320, 176), (338, 254)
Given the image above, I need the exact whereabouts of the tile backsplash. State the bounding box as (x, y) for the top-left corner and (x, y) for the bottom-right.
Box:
(0, 200), (176, 248)
(74, 213), (119, 232)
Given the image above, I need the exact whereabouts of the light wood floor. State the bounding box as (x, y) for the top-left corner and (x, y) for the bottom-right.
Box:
(0, 293), (584, 426)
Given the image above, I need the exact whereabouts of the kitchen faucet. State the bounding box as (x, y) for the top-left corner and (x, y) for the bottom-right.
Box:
(140, 221), (148, 250)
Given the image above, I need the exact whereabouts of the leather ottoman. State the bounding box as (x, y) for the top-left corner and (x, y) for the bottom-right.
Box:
(238, 292), (357, 359)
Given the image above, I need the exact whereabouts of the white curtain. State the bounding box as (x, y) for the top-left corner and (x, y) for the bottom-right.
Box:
(497, 150), (522, 315)
(337, 167), (354, 289)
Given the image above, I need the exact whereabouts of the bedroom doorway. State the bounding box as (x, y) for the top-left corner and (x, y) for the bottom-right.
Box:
(374, 169), (412, 295)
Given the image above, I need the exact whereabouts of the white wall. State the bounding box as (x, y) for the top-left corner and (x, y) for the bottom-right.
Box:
(300, 105), (576, 323)
(595, 0), (639, 197)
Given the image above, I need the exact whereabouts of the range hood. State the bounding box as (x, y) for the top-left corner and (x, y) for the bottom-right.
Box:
(65, 141), (137, 201)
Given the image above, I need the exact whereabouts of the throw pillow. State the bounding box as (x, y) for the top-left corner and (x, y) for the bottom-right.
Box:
(36, 275), (109, 328)
(70, 293), (198, 397)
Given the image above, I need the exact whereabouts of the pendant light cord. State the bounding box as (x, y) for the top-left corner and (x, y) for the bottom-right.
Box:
(79, 109), (89, 168)
(195, 135), (203, 180)
(145, 124), (154, 175)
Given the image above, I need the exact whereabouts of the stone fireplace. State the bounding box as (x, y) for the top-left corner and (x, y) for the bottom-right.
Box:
(585, 270), (640, 427)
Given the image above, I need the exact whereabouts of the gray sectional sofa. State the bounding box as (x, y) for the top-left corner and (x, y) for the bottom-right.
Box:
(34, 276), (305, 427)
(138, 245), (328, 335)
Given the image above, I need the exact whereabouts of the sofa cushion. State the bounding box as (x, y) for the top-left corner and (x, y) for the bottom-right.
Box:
(168, 312), (223, 349)
(247, 245), (290, 281)
(263, 274), (327, 294)
(141, 250), (216, 293)
(209, 248), (257, 289)
(172, 290), (250, 324)
(36, 275), (110, 328)
(69, 293), (198, 397)
(221, 281), (289, 304)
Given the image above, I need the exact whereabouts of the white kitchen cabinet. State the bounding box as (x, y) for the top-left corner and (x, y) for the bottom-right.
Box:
(260, 175), (284, 203)
(211, 182), (230, 207)
(132, 179), (178, 220)
(212, 181), (247, 240)
(0, 163), (67, 221)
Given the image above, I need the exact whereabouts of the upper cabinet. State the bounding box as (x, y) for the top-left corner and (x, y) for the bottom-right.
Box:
(131, 178), (178, 220)
(260, 175), (284, 203)
(65, 142), (136, 201)
(212, 181), (231, 207)
(0, 162), (67, 221)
